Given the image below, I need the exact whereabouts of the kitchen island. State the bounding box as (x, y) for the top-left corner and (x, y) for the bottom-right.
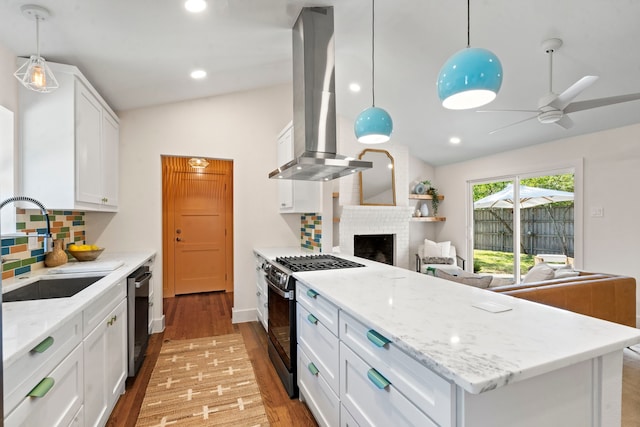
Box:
(2, 251), (155, 426)
(256, 248), (640, 427)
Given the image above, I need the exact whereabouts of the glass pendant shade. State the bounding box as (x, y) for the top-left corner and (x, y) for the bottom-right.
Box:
(354, 106), (393, 144)
(437, 47), (503, 110)
(14, 55), (59, 93)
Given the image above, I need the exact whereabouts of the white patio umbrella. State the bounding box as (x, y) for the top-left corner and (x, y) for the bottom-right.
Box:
(474, 184), (574, 209)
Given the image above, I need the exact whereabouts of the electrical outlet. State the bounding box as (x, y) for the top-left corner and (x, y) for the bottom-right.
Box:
(28, 233), (39, 249)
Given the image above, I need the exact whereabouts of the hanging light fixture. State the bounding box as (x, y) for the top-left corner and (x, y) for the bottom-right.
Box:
(354, 0), (393, 144)
(14, 5), (59, 93)
(188, 158), (209, 169)
(437, 0), (502, 110)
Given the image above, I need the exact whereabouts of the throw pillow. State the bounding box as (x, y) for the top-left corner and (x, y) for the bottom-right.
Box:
(522, 263), (555, 283)
(554, 269), (580, 279)
(435, 270), (492, 289)
(422, 256), (454, 265)
(423, 239), (451, 258)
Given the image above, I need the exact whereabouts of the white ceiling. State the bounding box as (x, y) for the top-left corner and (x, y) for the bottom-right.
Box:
(1, 0), (640, 165)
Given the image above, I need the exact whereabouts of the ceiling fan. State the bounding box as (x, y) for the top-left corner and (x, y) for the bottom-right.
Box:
(481, 38), (640, 134)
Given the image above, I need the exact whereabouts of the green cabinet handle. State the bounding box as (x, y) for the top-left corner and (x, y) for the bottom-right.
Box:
(308, 362), (319, 376)
(367, 329), (391, 348)
(28, 377), (55, 398)
(307, 313), (318, 325)
(367, 368), (391, 390)
(32, 336), (54, 353)
(306, 289), (319, 298)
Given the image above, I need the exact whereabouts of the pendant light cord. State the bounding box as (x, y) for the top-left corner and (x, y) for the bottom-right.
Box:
(466, 0), (470, 48)
(371, 0), (376, 107)
(35, 14), (41, 57)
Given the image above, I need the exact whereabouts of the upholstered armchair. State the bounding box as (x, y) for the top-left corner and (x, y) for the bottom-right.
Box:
(415, 239), (466, 274)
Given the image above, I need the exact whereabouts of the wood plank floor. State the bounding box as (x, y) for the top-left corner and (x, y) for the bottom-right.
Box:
(107, 291), (640, 426)
(107, 292), (317, 427)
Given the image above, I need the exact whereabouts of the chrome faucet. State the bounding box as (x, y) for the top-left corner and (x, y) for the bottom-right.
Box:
(0, 196), (54, 253)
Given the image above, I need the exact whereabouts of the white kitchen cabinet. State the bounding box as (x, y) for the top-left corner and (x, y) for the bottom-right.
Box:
(5, 344), (84, 427)
(277, 122), (321, 213)
(296, 282), (340, 426)
(4, 313), (83, 417)
(19, 60), (119, 211)
(340, 343), (438, 427)
(83, 298), (127, 427)
(254, 252), (268, 330)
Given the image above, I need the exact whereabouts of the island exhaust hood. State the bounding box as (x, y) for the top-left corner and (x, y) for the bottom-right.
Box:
(268, 6), (372, 181)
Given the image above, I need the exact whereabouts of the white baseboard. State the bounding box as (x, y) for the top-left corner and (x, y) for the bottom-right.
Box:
(232, 308), (257, 324)
(151, 315), (165, 334)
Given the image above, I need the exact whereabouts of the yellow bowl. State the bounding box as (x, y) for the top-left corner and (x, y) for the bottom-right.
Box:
(68, 248), (104, 262)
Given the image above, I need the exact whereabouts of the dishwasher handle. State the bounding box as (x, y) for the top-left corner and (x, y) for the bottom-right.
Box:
(135, 272), (152, 289)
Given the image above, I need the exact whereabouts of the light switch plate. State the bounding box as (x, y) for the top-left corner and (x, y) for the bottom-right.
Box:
(28, 234), (38, 250)
(590, 207), (604, 217)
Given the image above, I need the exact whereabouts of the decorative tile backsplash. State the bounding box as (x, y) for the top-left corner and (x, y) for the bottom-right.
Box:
(300, 213), (322, 252)
(1, 208), (86, 280)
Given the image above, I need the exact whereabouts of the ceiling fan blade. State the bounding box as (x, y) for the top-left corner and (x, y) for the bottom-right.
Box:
(564, 92), (640, 114)
(549, 75), (599, 110)
(489, 115), (538, 135)
(476, 109), (539, 113)
(554, 115), (574, 130)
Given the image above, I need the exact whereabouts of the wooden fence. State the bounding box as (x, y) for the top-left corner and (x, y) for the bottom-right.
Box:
(474, 206), (574, 257)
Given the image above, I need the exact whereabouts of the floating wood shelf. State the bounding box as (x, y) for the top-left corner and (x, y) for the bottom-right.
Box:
(332, 192), (339, 199)
(409, 194), (444, 200)
(410, 216), (446, 222)
(333, 217), (340, 223)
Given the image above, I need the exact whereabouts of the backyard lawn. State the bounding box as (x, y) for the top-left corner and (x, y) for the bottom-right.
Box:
(474, 249), (535, 276)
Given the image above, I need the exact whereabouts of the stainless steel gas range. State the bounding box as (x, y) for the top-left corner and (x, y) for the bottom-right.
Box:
(264, 254), (365, 398)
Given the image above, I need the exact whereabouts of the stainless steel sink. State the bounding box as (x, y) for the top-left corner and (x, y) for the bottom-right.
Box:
(2, 276), (104, 302)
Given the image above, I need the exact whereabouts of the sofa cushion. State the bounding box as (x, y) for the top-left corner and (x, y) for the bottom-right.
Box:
(422, 256), (454, 265)
(423, 239), (451, 258)
(435, 270), (492, 289)
(523, 263), (555, 283)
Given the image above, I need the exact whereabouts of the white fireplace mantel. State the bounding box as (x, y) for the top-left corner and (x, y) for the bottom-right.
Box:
(339, 206), (414, 269)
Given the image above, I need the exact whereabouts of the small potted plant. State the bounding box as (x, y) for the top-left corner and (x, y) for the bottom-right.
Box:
(421, 180), (440, 216)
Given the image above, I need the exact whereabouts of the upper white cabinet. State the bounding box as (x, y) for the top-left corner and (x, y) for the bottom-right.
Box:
(19, 61), (119, 211)
(277, 122), (321, 213)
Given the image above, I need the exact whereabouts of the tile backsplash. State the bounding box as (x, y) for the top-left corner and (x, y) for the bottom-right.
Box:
(301, 213), (322, 252)
(1, 208), (87, 280)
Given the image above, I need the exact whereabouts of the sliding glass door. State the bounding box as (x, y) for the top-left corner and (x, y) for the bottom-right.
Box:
(472, 172), (574, 283)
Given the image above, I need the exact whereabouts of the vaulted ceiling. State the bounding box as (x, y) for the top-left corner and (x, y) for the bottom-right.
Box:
(1, 0), (639, 165)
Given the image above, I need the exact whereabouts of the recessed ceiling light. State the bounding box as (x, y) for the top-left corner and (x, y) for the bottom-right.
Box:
(190, 69), (207, 79)
(449, 136), (461, 144)
(349, 82), (361, 92)
(185, 0), (207, 13)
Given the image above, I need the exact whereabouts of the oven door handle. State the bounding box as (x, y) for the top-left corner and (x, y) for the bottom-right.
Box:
(267, 280), (294, 300)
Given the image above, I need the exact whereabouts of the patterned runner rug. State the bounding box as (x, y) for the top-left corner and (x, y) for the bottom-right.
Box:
(136, 333), (270, 426)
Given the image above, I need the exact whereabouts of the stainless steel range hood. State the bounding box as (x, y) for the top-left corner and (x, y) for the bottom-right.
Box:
(268, 6), (372, 181)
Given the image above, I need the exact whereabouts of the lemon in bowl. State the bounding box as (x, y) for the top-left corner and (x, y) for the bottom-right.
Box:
(68, 244), (104, 262)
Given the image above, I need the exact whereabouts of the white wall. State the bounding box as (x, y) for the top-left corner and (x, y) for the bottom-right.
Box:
(87, 84), (302, 326)
(434, 123), (640, 326)
(0, 41), (18, 231)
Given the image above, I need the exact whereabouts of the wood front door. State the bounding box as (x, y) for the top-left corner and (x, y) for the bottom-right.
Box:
(163, 157), (233, 297)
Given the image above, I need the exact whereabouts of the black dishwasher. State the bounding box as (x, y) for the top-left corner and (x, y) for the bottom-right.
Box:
(127, 266), (152, 377)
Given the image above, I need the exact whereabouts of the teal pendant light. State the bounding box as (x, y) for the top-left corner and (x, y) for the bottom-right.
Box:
(355, 0), (393, 143)
(437, 0), (503, 110)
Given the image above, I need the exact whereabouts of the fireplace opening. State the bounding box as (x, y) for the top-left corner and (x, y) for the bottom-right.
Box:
(354, 234), (395, 266)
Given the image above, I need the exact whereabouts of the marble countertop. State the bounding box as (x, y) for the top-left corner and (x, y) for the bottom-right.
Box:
(2, 251), (156, 366)
(255, 248), (640, 394)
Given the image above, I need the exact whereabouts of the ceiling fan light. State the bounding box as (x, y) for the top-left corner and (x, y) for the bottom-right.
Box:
(14, 55), (59, 93)
(437, 47), (503, 110)
(354, 106), (393, 144)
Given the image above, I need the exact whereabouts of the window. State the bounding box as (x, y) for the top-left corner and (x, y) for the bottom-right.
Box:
(471, 170), (575, 283)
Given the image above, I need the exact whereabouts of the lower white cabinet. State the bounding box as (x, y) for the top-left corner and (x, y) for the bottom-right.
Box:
(83, 299), (127, 427)
(340, 343), (437, 427)
(254, 253), (268, 330)
(298, 346), (340, 427)
(5, 344), (84, 427)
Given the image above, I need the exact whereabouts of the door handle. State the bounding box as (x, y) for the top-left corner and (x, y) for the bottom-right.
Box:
(176, 237), (182, 242)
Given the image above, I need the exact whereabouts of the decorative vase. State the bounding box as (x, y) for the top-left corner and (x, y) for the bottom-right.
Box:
(45, 239), (68, 267)
(420, 203), (430, 217)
